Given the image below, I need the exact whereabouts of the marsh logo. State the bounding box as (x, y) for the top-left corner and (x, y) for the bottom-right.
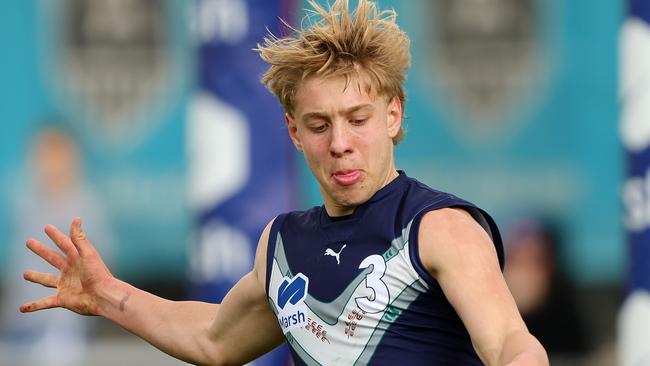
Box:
(276, 273), (309, 334)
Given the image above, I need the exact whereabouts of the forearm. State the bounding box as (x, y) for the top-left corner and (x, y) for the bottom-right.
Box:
(96, 277), (223, 365)
(496, 329), (549, 366)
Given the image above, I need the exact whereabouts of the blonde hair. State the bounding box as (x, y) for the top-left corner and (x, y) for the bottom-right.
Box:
(256, 0), (411, 144)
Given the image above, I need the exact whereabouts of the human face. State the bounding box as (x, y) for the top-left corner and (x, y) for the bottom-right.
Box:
(286, 75), (402, 216)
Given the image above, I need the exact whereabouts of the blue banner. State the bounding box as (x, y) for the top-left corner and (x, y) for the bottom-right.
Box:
(619, 3), (650, 365)
(622, 0), (650, 294)
(187, 0), (296, 364)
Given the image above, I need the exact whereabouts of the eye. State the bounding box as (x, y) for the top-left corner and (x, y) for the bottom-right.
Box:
(350, 118), (367, 125)
(310, 124), (328, 133)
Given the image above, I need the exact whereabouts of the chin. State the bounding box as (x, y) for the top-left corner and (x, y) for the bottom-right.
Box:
(331, 188), (372, 208)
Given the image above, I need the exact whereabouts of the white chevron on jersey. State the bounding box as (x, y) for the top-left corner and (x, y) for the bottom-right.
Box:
(267, 220), (429, 365)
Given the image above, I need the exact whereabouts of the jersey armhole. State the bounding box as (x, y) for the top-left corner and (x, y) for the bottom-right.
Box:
(265, 213), (288, 296)
(407, 210), (439, 289)
(407, 204), (505, 289)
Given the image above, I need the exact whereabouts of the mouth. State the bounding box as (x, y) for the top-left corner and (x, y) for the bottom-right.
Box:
(332, 169), (362, 186)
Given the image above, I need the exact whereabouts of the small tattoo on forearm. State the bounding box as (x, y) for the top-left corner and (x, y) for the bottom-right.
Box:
(119, 293), (131, 312)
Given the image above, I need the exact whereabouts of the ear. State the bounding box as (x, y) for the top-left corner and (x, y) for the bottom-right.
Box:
(285, 113), (303, 152)
(386, 96), (402, 139)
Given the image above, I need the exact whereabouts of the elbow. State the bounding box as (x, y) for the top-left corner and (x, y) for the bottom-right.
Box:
(192, 353), (228, 366)
(495, 329), (549, 366)
(189, 331), (230, 366)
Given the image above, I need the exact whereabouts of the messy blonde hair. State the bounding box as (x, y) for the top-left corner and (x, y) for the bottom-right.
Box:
(256, 0), (411, 144)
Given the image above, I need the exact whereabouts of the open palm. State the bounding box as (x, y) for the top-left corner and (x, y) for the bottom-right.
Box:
(20, 217), (113, 316)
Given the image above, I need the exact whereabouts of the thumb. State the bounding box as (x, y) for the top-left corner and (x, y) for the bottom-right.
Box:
(70, 217), (92, 256)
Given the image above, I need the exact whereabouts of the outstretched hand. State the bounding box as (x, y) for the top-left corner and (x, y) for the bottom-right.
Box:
(20, 217), (113, 316)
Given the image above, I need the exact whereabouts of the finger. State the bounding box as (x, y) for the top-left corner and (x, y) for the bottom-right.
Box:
(26, 239), (66, 270)
(24, 270), (59, 288)
(69, 217), (95, 257)
(19, 295), (58, 313)
(44, 224), (78, 257)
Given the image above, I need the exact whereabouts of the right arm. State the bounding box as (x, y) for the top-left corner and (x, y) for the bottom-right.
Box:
(21, 218), (285, 366)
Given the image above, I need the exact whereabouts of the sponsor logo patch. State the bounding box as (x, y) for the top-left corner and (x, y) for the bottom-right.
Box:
(276, 273), (309, 334)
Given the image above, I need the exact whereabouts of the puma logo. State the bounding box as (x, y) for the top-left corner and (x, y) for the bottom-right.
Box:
(324, 244), (347, 265)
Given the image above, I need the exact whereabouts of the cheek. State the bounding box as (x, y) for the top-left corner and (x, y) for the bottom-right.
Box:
(364, 131), (391, 158)
(301, 137), (330, 167)
(304, 134), (327, 151)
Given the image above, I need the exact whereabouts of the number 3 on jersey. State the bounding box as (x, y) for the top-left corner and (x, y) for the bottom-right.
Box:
(355, 254), (389, 313)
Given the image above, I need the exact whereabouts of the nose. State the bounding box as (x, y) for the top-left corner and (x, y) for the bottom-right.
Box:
(329, 122), (353, 157)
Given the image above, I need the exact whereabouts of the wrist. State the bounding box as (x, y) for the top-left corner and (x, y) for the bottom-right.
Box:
(95, 276), (132, 319)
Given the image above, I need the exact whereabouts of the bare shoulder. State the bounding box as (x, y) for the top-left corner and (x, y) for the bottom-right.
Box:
(419, 209), (545, 365)
(418, 207), (497, 277)
(252, 217), (277, 286)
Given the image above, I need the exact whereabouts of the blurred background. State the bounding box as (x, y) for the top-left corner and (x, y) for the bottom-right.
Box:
(0, 0), (644, 365)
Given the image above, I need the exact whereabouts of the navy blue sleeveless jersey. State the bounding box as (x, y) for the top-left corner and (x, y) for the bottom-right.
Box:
(265, 171), (504, 365)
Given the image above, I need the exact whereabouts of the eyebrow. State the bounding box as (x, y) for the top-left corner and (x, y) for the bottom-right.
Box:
(302, 104), (374, 122)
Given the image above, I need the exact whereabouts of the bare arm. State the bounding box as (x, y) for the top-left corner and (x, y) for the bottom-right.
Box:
(418, 208), (548, 366)
(21, 218), (284, 366)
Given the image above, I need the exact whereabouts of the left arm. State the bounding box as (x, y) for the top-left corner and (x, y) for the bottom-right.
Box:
(418, 208), (548, 366)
